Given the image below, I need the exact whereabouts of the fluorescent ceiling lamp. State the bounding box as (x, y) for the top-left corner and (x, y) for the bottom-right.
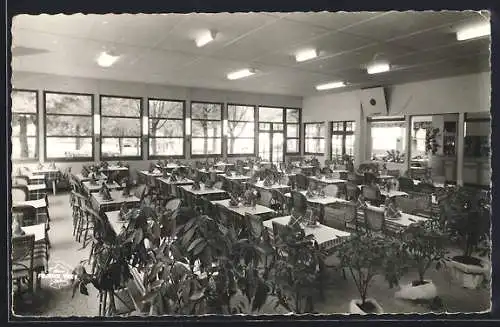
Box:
(295, 49), (318, 62)
(142, 117), (148, 135)
(367, 62), (390, 75)
(195, 30), (215, 47)
(456, 22), (490, 41)
(315, 81), (346, 91)
(227, 68), (256, 80)
(97, 51), (120, 67)
(185, 118), (191, 135)
(94, 114), (100, 134)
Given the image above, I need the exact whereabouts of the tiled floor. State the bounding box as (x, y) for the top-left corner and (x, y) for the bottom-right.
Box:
(12, 192), (491, 317)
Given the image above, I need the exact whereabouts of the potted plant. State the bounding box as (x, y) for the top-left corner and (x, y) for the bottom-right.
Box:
(440, 186), (490, 289)
(335, 232), (407, 314)
(425, 128), (440, 155)
(395, 219), (447, 301)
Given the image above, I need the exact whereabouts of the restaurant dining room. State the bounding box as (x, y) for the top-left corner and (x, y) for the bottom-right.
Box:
(9, 10), (492, 317)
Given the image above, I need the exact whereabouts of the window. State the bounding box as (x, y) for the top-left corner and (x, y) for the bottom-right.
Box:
(148, 99), (184, 157)
(191, 102), (222, 156)
(258, 106), (284, 163)
(100, 96), (142, 159)
(331, 121), (356, 162)
(304, 122), (325, 154)
(286, 108), (300, 153)
(44, 92), (93, 160)
(227, 104), (255, 155)
(369, 118), (407, 163)
(12, 90), (38, 160)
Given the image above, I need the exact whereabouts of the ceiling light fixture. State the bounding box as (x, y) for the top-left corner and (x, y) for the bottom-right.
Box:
(295, 48), (318, 62)
(227, 68), (256, 80)
(367, 61), (390, 75)
(315, 81), (346, 91)
(456, 22), (491, 41)
(97, 51), (120, 68)
(195, 30), (216, 47)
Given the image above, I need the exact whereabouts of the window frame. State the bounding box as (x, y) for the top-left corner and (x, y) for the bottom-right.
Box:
(303, 121), (325, 155)
(190, 100), (223, 158)
(330, 120), (356, 161)
(226, 103), (256, 157)
(11, 89), (39, 162)
(147, 98), (186, 159)
(368, 116), (407, 162)
(43, 90), (95, 162)
(99, 94), (143, 161)
(285, 107), (301, 155)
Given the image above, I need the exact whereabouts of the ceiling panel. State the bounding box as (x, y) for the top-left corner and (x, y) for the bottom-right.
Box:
(341, 11), (483, 42)
(12, 14), (97, 38)
(266, 11), (387, 30)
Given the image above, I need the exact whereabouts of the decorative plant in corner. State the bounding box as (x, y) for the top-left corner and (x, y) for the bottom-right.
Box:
(395, 219), (447, 301)
(335, 232), (407, 314)
(425, 128), (441, 155)
(439, 186), (490, 289)
(385, 150), (405, 163)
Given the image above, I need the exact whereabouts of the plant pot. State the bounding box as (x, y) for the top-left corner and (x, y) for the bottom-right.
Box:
(349, 298), (383, 314)
(395, 280), (437, 301)
(447, 256), (487, 289)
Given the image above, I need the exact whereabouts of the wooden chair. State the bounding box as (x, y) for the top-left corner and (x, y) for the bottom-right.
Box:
(343, 202), (358, 232)
(323, 202), (349, 231)
(12, 185), (29, 202)
(345, 182), (359, 201)
(12, 205), (37, 227)
(398, 177), (416, 193)
(362, 185), (383, 207)
(12, 234), (35, 294)
(270, 189), (291, 216)
(290, 190), (308, 215)
(295, 174), (309, 190)
(363, 207), (385, 234)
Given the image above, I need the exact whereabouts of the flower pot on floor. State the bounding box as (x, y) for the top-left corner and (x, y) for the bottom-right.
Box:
(447, 256), (487, 289)
(349, 298), (384, 314)
(395, 280), (437, 301)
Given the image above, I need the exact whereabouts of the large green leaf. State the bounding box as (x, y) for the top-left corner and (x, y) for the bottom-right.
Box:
(187, 238), (205, 253)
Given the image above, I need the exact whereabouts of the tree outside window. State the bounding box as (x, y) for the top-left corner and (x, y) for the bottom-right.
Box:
(191, 102), (222, 156)
(304, 122), (325, 154)
(227, 104), (255, 155)
(12, 90), (38, 160)
(148, 99), (184, 157)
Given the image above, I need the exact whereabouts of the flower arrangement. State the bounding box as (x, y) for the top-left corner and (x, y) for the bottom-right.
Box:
(425, 128), (441, 155)
(148, 162), (156, 173)
(118, 203), (129, 221)
(100, 161), (109, 169)
(384, 197), (402, 219)
(191, 180), (201, 191)
(81, 166), (90, 178)
(100, 183), (113, 201)
(229, 193), (239, 207)
(121, 177), (131, 197)
(243, 187), (260, 207)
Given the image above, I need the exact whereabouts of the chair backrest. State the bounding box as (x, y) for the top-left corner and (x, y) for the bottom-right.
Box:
(295, 174), (309, 190)
(323, 203), (347, 230)
(215, 203), (232, 226)
(364, 207), (385, 232)
(290, 190), (308, 215)
(324, 184), (339, 197)
(12, 234), (35, 272)
(134, 184), (147, 201)
(362, 185), (381, 202)
(12, 204), (37, 226)
(12, 185), (29, 202)
(345, 182), (359, 201)
(14, 176), (29, 186)
(398, 177), (415, 192)
(244, 213), (264, 240)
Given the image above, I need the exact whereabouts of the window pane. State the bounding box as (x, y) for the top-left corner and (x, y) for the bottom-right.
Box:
(331, 134), (343, 158)
(150, 119), (183, 137)
(346, 121), (356, 132)
(12, 114), (37, 136)
(101, 96), (141, 117)
(46, 137), (93, 158)
(273, 123), (283, 131)
(228, 138), (254, 154)
(102, 137), (141, 157)
(191, 103), (222, 120)
(46, 116), (93, 136)
(149, 100), (183, 118)
(305, 138), (325, 154)
(286, 109), (299, 123)
(287, 124), (299, 138)
(12, 90), (37, 113)
(259, 107), (283, 122)
(287, 139), (299, 153)
(305, 123), (324, 137)
(192, 121), (221, 137)
(228, 121), (254, 137)
(346, 135), (355, 157)
(149, 138), (183, 156)
(101, 117), (141, 137)
(12, 136), (37, 159)
(370, 120), (406, 162)
(46, 93), (92, 115)
(259, 123), (271, 131)
(228, 105), (254, 121)
(192, 138), (221, 155)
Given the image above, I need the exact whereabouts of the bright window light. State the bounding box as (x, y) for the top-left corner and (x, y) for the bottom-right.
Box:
(295, 49), (318, 62)
(315, 81), (346, 91)
(142, 116), (148, 135)
(97, 51), (120, 67)
(223, 119), (229, 136)
(367, 62), (390, 75)
(456, 22), (491, 41)
(94, 114), (100, 134)
(186, 118), (191, 135)
(195, 30), (215, 47)
(227, 68), (256, 80)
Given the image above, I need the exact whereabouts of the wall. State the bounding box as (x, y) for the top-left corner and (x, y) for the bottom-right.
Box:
(302, 72), (491, 185)
(11, 71), (302, 177)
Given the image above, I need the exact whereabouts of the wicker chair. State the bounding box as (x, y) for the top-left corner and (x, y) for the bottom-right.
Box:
(295, 174), (309, 190)
(12, 204), (37, 227)
(12, 234), (35, 294)
(363, 207), (385, 234)
(290, 190), (308, 215)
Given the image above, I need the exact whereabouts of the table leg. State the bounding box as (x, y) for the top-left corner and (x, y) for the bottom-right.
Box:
(52, 180), (57, 196)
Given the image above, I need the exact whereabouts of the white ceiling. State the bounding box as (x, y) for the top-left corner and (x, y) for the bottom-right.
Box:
(11, 11), (491, 97)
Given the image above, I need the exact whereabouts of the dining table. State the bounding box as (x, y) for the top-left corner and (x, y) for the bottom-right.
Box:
(82, 180), (122, 193)
(211, 199), (276, 219)
(26, 183), (47, 200)
(74, 173), (108, 183)
(31, 167), (60, 195)
(284, 190), (349, 223)
(91, 190), (140, 213)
